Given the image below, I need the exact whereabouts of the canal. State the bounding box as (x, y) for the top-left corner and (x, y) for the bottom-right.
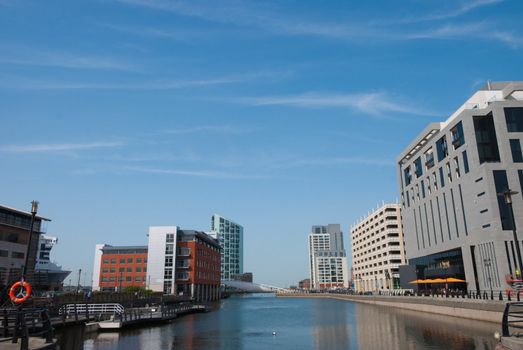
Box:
(57, 294), (498, 349)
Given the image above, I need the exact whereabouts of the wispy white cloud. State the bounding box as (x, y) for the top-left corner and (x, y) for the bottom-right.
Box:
(0, 47), (135, 71)
(401, 22), (523, 48)
(5, 70), (291, 90)
(123, 165), (264, 179)
(115, 0), (519, 49)
(235, 92), (437, 117)
(398, 0), (503, 23)
(286, 156), (393, 167)
(0, 142), (122, 153)
(159, 125), (257, 135)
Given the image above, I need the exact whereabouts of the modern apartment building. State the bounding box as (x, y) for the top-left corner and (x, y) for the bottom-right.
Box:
(92, 245), (148, 292)
(397, 81), (523, 292)
(175, 229), (221, 301)
(308, 224), (349, 289)
(210, 214), (243, 281)
(146, 226), (221, 301)
(351, 204), (406, 292)
(0, 204), (50, 288)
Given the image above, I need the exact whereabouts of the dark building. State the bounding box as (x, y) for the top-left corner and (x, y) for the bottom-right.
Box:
(0, 204), (50, 289)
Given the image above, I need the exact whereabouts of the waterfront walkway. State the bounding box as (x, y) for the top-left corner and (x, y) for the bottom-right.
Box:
(277, 292), (505, 323)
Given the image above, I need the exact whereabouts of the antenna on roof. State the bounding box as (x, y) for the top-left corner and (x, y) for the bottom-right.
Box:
(487, 80), (492, 91)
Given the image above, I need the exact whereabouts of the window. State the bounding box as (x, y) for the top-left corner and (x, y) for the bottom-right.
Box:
(436, 136), (448, 161)
(406, 190), (410, 207)
(0, 250), (8, 257)
(136, 267), (142, 272)
(493, 170), (513, 230)
(433, 173), (438, 190)
(462, 151), (470, 173)
(165, 244), (174, 254)
(126, 276), (132, 282)
(519, 170), (523, 198)
(127, 258), (133, 263)
(454, 157), (461, 178)
(414, 157), (423, 178)
(164, 269), (173, 279)
(127, 267), (132, 272)
(136, 276), (142, 282)
(421, 180), (426, 198)
(111, 258), (116, 264)
(439, 167), (445, 188)
(136, 258), (142, 263)
(505, 107), (523, 132)
(165, 256), (173, 267)
(425, 148), (435, 169)
(404, 166), (412, 186)
(103, 259), (109, 264)
(166, 233), (174, 243)
(427, 177), (431, 195)
(120, 258), (125, 263)
(110, 268), (115, 273)
(12, 252), (24, 259)
(510, 139), (523, 162)
(119, 267), (124, 272)
(474, 114), (500, 163)
(451, 121), (465, 149)
(446, 163), (452, 183)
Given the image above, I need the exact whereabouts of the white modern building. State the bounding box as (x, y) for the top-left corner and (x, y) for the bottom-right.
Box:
(210, 214), (243, 281)
(146, 226), (178, 294)
(397, 81), (523, 292)
(351, 204), (406, 292)
(308, 224), (349, 289)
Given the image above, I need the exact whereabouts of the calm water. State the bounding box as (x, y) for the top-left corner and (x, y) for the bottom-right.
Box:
(57, 294), (498, 350)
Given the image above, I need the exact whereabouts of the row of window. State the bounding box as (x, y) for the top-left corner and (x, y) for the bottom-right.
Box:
(0, 250), (24, 259)
(102, 257), (147, 264)
(102, 267), (147, 273)
(101, 276), (146, 282)
(352, 207), (398, 232)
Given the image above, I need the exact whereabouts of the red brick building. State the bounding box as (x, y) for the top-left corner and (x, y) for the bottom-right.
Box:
(175, 230), (221, 301)
(95, 246), (148, 292)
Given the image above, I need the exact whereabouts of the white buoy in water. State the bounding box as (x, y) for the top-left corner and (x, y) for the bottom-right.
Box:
(272, 331), (277, 336)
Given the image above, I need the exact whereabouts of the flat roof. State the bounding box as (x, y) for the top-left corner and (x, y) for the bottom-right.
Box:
(178, 229), (221, 248)
(101, 245), (148, 252)
(0, 204), (51, 221)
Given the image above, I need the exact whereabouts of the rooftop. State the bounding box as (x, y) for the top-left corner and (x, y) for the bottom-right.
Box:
(0, 203), (51, 221)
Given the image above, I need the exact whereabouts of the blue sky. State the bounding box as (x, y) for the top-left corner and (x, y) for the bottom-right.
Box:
(1, 0), (522, 287)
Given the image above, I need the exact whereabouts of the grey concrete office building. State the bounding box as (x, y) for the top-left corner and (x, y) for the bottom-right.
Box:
(397, 81), (523, 292)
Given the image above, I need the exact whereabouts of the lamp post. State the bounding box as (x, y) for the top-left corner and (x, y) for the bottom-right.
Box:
(499, 189), (522, 279)
(22, 201), (39, 279)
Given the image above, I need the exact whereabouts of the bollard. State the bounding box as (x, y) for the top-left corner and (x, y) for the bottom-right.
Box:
(509, 292), (512, 301)
(499, 291), (503, 301)
(491, 290), (494, 300)
(518, 291), (521, 302)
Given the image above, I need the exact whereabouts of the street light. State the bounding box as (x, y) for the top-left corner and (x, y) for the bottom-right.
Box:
(22, 201), (39, 279)
(499, 189), (522, 279)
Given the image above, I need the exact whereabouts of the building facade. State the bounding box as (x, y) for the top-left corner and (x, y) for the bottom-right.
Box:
(92, 245), (148, 292)
(175, 230), (221, 301)
(308, 224), (349, 289)
(146, 226), (221, 301)
(0, 204), (50, 288)
(397, 81), (523, 292)
(210, 214), (243, 281)
(351, 204), (407, 292)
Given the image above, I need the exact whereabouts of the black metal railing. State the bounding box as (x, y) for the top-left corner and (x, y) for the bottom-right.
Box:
(1, 307), (54, 349)
(502, 302), (523, 337)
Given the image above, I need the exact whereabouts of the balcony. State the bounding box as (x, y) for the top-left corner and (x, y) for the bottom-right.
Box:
(176, 261), (190, 269)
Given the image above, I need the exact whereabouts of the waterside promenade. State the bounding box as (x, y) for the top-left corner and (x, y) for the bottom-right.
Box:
(277, 292), (505, 323)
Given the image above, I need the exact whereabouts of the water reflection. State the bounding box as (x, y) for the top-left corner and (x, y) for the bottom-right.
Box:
(56, 295), (498, 350)
(354, 303), (496, 350)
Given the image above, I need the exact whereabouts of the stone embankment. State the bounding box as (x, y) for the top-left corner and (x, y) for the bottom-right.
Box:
(277, 293), (505, 323)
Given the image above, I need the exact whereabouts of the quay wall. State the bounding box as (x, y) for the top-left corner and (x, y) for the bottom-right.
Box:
(277, 293), (505, 324)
